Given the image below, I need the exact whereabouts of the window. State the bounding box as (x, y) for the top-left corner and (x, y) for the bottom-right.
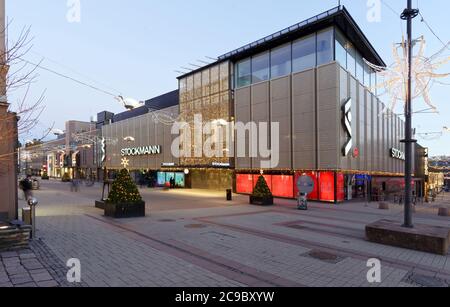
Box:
(194, 72), (202, 99)
(236, 59), (251, 88)
(202, 69), (210, 97)
(364, 63), (371, 88)
(335, 29), (347, 69)
(251, 52), (270, 83)
(292, 34), (316, 72)
(271, 43), (291, 78)
(347, 43), (356, 76)
(220, 62), (229, 91)
(211, 65), (220, 93)
(317, 28), (334, 66)
(356, 53), (364, 83)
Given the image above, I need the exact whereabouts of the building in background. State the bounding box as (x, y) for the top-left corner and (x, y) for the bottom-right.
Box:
(0, 0), (19, 221)
(428, 156), (449, 195)
(21, 120), (97, 180)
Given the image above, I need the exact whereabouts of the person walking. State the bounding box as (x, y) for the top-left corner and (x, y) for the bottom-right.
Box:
(20, 175), (33, 201)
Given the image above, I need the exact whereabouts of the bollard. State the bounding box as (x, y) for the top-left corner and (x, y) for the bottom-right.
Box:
(226, 189), (232, 201)
(27, 197), (38, 239)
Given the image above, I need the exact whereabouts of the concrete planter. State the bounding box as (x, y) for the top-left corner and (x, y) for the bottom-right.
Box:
(438, 208), (450, 217)
(250, 196), (274, 206)
(378, 202), (390, 210)
(104, 201), (146, 219)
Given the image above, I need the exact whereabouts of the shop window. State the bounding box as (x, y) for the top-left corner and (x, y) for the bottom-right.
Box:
(292, 34), (316, 73)
(272, 175), (294, 198)
(175, 173), (185, 188)
(319, 172), (335, 202)
(166, 172), (175, 184)
(236, 59), (251, 88)
(271, 43), (292, 79)
(157, 172), (166, 186)
(236, 174), (254, 194)
(251, 52), (270, 83)
(336, 173), (345, 202)
(317, 28), (334, 66)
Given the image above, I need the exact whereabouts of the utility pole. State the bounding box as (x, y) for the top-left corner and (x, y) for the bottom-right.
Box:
(401, 0), (419, 228)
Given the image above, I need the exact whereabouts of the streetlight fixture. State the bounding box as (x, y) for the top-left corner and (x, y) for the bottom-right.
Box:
(400, 0), (420, 229)
(116, 96), (144, 110)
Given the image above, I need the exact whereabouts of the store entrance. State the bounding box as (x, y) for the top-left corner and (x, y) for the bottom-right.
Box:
(345, 174), (371, 201)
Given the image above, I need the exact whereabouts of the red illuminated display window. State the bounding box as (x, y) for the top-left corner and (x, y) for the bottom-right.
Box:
(271, 175), (294, 198)
(319, 172), (335, 202)
(336, 173), (345, 202)
(236, 174), (253, 194)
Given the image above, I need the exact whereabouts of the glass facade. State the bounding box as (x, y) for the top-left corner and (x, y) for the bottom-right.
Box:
(292, 34), (316, 73)
(317, 28), (334, 65)
(334, 28), (377, 93)
(234, 27), (336, 88)
(251, 52), (270, 83)
(233, 27), (377, 93)
(271, 44), (292, 78)
(236, 59), (251, 88)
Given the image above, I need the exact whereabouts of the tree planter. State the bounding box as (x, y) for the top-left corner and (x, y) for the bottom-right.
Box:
(250, 195), (274, 206)
(104, 201), (146, 218)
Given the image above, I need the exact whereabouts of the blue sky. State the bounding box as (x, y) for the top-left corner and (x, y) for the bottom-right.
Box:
(6, 0), (450, 156)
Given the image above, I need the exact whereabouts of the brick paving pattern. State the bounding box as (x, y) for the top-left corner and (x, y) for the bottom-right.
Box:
(2, 180), (449, 287)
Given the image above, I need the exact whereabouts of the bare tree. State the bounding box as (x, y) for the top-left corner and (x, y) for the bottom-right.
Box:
(0, 20), (47, 164)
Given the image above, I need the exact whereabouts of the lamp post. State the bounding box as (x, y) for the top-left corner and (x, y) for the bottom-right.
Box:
(400, 0), (419, 228)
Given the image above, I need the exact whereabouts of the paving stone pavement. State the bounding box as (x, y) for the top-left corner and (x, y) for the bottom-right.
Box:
(8, 180), (450, 287)
(0, 245), (62, 287)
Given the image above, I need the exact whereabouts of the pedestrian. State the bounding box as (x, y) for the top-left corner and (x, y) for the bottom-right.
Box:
(20, 175), (33, 201)
(70, 177), (80, 192)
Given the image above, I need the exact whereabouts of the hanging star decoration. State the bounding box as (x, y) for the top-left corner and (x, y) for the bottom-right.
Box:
(365, 36), (450, 114)
(121, 157), (130, 169)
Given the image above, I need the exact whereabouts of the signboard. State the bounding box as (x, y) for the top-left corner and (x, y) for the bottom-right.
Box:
(121, 145), (161, 157)
(212, 162), (231, 168)
(297, 175), (315, 194)
(390, 148), (405, 161)
(342, 98), (353, 157)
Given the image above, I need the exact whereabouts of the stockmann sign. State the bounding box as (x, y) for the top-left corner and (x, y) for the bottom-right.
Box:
(121, 145), (162, 157)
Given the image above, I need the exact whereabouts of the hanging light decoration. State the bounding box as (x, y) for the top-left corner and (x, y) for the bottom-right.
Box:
(365, 36), (450, 114)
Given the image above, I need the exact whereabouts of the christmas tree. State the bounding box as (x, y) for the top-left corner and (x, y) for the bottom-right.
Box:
(108, 169), (142, 203)
(252, 176), (273, 198)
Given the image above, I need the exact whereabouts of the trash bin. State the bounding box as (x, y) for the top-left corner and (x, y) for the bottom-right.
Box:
(226, 189), (232, 201)
(22, 208), (31, 225)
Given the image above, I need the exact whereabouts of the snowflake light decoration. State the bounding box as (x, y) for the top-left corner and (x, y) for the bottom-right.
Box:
(121, 157), (130, 169)
(365, 36), (450, 114)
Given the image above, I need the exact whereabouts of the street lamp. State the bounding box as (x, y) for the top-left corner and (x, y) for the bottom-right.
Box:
(400, 0), (420, 229)
(116, 96), (144, 110)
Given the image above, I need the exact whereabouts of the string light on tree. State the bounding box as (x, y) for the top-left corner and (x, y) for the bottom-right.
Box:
(365, 36), (450, 113)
